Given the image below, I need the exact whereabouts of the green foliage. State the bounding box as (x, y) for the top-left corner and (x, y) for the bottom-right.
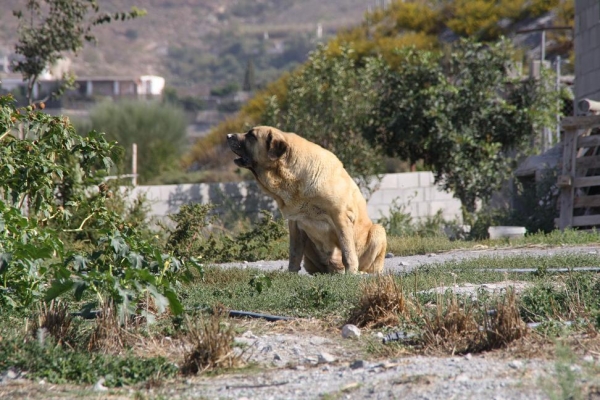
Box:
(0, 335), (177, 386)
(367, 39), (559, 218)
(87, 100), (187, 184)
(12, 0), (145, 103)
(507, 169), (560, 234)
(262, 45), (384, 195)
(166, 204), (288, 263)
(0, 94), (194, 317)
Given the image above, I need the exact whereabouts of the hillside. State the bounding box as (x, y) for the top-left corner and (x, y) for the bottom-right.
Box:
(0, 0), (368, 94)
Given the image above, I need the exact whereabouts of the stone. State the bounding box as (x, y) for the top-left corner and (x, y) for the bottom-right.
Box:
(350, 360), (366, 370)
(583, 355), (595, 363)
(508, 360), (523, 370)
(342, 324), (361, 339)
(385, 253), (394, 258)
(273, 353), (282, 361)
(318, 352), (336, 364)
(464, 353), (472, 361)
(93, 378), (108, 392)
(399, 261), (410, 266)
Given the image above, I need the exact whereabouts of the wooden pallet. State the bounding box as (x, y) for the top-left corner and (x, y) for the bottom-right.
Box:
(558, 115), (600, 229)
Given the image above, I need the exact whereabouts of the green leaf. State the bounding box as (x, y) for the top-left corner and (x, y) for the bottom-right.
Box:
(45, 279), (74, 301)
(163, 288), (183, 316)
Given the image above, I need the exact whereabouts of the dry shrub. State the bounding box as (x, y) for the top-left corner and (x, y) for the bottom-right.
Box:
(29, 300), (72, 345)
(87, 301), (133, 353)
(484, 289), (528, 349)
(347, 274), (411, 328)
(181, 305), (244, 375)
(422, 294), (482, 354)
(422, 289), (528, 354)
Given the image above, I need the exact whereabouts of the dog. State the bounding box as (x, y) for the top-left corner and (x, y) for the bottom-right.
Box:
(227, 126), (386, 274)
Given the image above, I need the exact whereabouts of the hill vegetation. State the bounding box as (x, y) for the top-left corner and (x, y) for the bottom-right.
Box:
(0, 0), (368, 94)
(185, 0), (574, 169)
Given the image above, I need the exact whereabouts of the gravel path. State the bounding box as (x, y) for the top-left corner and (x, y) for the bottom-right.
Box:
(174, 244), (600, 400)
(221, 244), (600, 274)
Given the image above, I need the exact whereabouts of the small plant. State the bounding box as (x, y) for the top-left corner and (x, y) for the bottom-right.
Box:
(248, 273), (272, 295)
(347, 274), (411, 328)
(181, 305), (244, 374)
(166, 205), (287, 263)
(29, 300), (73, 346)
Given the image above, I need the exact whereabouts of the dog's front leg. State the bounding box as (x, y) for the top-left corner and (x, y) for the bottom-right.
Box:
(288, 220), (307, 273)
(333, 215), (359, 274)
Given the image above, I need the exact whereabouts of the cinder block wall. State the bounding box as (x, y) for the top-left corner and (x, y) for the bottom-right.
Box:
(575, 0), (600, 104)
(128, 172), (463, 225)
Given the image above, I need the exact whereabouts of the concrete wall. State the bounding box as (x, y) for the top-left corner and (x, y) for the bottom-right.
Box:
(128, 172), (463, 225)
(574, 0), (600, 104)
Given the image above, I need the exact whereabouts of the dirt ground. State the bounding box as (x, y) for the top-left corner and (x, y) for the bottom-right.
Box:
(3, 245), (600, 399)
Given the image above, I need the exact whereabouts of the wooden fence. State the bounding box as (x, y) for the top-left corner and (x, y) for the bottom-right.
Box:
(558, 114), (600, 229)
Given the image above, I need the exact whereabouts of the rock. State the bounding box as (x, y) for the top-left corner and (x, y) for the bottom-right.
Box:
(260, 345), (273, 353)
(385, 253), (394, 258)
(508, 360), (523, 370)
(350, 360), (366, 370)
(583, 355), (595, 363)
(342, 324), (361, 339)
(375, 332), (384, 339)
(464, 353), (472, 361)
(399, 261), (410, 266)
(570, 364), (582, 373)
(318, 352), (336, 364)
(93, 378), (108, 392)
(242, 330), (258, 339)
(273, 353), (283, 361)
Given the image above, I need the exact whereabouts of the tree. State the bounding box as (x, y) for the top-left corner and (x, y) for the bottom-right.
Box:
(367, 39), (559, 219)
(261, 46), (384, 196)
(86, 100), (187, 184)
(12, 0), (145, 104)
(243, 59), (256, 91)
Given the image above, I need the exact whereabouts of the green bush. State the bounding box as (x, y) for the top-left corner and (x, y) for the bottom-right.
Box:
(87, 100), (187, 184)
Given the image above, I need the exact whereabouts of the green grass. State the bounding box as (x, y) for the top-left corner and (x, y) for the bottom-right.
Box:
(182, 251), (600, 320)
(386, 229), (600, 257)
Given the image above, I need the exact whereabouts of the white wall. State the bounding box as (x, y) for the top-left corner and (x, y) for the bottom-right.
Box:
(127, 172), (463, 225)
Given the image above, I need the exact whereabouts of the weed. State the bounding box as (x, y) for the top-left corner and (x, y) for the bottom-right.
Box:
(422, 289), (527, 354)
(29, 300), (73, 346)
(0, 333), (177, 386)
(542, 343), (584, 400)
(181, 305), (244, 374)
(347, 274), (411, 328)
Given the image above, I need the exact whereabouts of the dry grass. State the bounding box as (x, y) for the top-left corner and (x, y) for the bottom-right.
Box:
(29, 300), (73, 346)
(87, 301), (137, 353)
(422, 289), (528, 355)
(347, 274), (411, 328)
(181, 305), (245, 375)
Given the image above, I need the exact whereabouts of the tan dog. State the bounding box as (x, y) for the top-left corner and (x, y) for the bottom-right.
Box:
(227, 126), (386, 274)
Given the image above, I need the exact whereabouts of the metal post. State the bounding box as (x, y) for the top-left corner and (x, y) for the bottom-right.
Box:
(556, 56), (561, 144)
(132, 143), (137, 186)
(541, 30), (545, 63)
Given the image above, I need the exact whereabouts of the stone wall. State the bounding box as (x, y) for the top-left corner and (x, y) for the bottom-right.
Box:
(128, 172), (463, 225)
(575, 0), (600, 104)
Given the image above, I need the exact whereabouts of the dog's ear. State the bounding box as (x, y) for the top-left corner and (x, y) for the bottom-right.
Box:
(267, 130), (287, 161)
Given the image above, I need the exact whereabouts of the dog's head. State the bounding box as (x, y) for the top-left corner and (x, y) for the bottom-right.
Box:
(227, 126), (288, 171)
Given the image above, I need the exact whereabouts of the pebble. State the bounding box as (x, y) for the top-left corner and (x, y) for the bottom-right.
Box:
(341, 324), (361, 339)
(399, 261), (410, 266)
(318, 352), (336, 364)
(464, 354), (472, 361)
(385, 253), (394, 258)
(93, 378), (108, 392)
(350, 360), (366, 369)
(583, 355), (595, 363)
(508, 360), (523, 370)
